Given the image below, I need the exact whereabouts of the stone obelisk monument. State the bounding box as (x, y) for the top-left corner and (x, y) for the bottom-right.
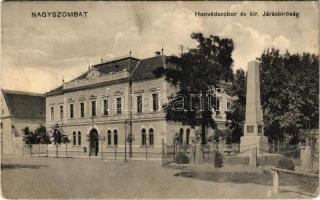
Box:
(240, 60), (269, 154)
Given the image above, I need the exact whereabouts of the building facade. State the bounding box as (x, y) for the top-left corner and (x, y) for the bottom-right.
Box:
(45, 53), (232, 156)
(1, 89), (45, 155)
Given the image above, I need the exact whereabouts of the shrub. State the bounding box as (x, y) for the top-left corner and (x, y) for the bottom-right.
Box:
(215, 152), (223, 168)
(276, 157), (295, 171)
(176, 153), (190, 165)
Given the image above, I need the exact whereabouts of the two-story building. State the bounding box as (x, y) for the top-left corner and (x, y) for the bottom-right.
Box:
(45, 52), (232, 156)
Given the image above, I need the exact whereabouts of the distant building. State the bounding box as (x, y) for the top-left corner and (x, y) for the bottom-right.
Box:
(45, 53), (233, 156)
(0, 89), (45, 155)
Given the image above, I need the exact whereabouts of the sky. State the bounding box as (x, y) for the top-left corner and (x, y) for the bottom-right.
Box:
(1, 1), (318, 93)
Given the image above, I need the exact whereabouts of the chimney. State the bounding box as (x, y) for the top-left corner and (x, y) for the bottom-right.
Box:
(155, 51), (161, 56)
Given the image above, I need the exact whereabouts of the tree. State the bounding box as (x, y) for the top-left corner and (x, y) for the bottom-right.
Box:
(155, 32), (234, 144)
(52, 123), (64, 145)
(225, 69), (246, 143)
(34, 125), (51, 144)
(259, 49), (319, 144)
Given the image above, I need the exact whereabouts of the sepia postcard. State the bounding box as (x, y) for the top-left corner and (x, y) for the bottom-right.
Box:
(0, 1), (319, 199)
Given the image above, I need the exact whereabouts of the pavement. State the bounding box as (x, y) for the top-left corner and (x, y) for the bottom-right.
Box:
(1, 156), (310, 199)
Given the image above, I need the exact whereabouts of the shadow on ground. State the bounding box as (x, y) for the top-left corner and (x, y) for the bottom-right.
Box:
(1, 164), (48, 170)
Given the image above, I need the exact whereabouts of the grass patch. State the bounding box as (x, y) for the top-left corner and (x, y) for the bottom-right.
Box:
(175, 170), (319, 195)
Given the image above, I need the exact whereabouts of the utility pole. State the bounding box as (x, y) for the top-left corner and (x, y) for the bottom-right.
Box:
(128, 51), (133, 158)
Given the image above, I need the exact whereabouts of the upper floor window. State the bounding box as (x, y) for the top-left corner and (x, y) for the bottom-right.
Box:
(137, 95), (142, 113)
(103, 98), (108, 116)
(1, 122), (3, 129)
(60, 106), (64, 120)
(91, 100), (96, 117)
(70, 104), (74, 119)
(80, 102), (85, 118)
(50, 107), (54, 120)
(152, 93), (159, 111)
(116, 97), (122, 114)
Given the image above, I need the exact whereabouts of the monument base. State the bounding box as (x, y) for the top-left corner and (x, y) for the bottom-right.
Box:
(240, 135), (269, 155)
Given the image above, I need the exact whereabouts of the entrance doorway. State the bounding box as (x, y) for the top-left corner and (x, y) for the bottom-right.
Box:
(89, 129), (99, 156)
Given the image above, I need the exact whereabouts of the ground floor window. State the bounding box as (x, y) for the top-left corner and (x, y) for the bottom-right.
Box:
(141, 129), (146, 145)
(179, 128), (184, 144)
(73, 132), (76, 145)
(107, 130), (112, 145)
(149, 128), (154, 145)
(113, 130), (118, 145)
(78, 131), (81, 145)
(186, 129), (190, 145)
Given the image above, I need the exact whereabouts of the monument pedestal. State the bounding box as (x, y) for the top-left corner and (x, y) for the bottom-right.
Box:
(240, 135), (269, 155)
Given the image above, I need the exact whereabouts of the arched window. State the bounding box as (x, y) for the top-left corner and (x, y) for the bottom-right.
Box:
(107, 130), (112, 145)
(113, 130), (118, 145)
(179, 128), (184, 144)
(78, 131), (81, 145)
(141, 128), (146, 145)
(186, 129), (190, 145)
(149, 128), (154, 146)
(73, 131), (76, 145)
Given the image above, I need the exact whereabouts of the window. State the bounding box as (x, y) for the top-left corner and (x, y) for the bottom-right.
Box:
(70, 104), (74, 119)
(73, 132), (76, 145)
(149, 128), (154, 146)
(107, 130), (112, 145)
(141, 129), (146, 145)
(91, 100), (96, 117)
(152, 93), (159, 111)
(78, 131), (81, 145)
(116, 97), (122, 114)
(113, 130), (118, 145)
(1, 122), (3, 129)
(80, 102), (85, 118)
(137, 95), (142, 113)
(60, 106), (64, 120)
(186, 129), (190, 145)
(216, 99), (220, 115)
(50, 107), (54, 120)
(179, 128), (184, 144)
(226, 100), (231, 111)
(103, 98), (108, 115)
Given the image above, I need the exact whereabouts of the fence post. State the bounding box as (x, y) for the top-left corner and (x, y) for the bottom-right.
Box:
(301, 146), (312, 173)
(56, 144), (58, 158)
(65, 145), (68, 157)
(249, 147), (257, 167)
(47, 143), (48, 157)
(115, 148), (117, 160)
(101, 144), (104, 160)
(162, 139), (164, 165)
(30, 145), (32, 157)
(272, 170), (279, 193)
(38, 143), (40, 157)
(145, 143), (148, 160)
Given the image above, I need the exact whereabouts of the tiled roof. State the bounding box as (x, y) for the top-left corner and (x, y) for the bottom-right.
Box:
(2, 89), (45, 119)
(45, 55), (168, 96)
(74, 57), (140, 80)
(131, 55), (166, 81)
(46, 86), (63, 96)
